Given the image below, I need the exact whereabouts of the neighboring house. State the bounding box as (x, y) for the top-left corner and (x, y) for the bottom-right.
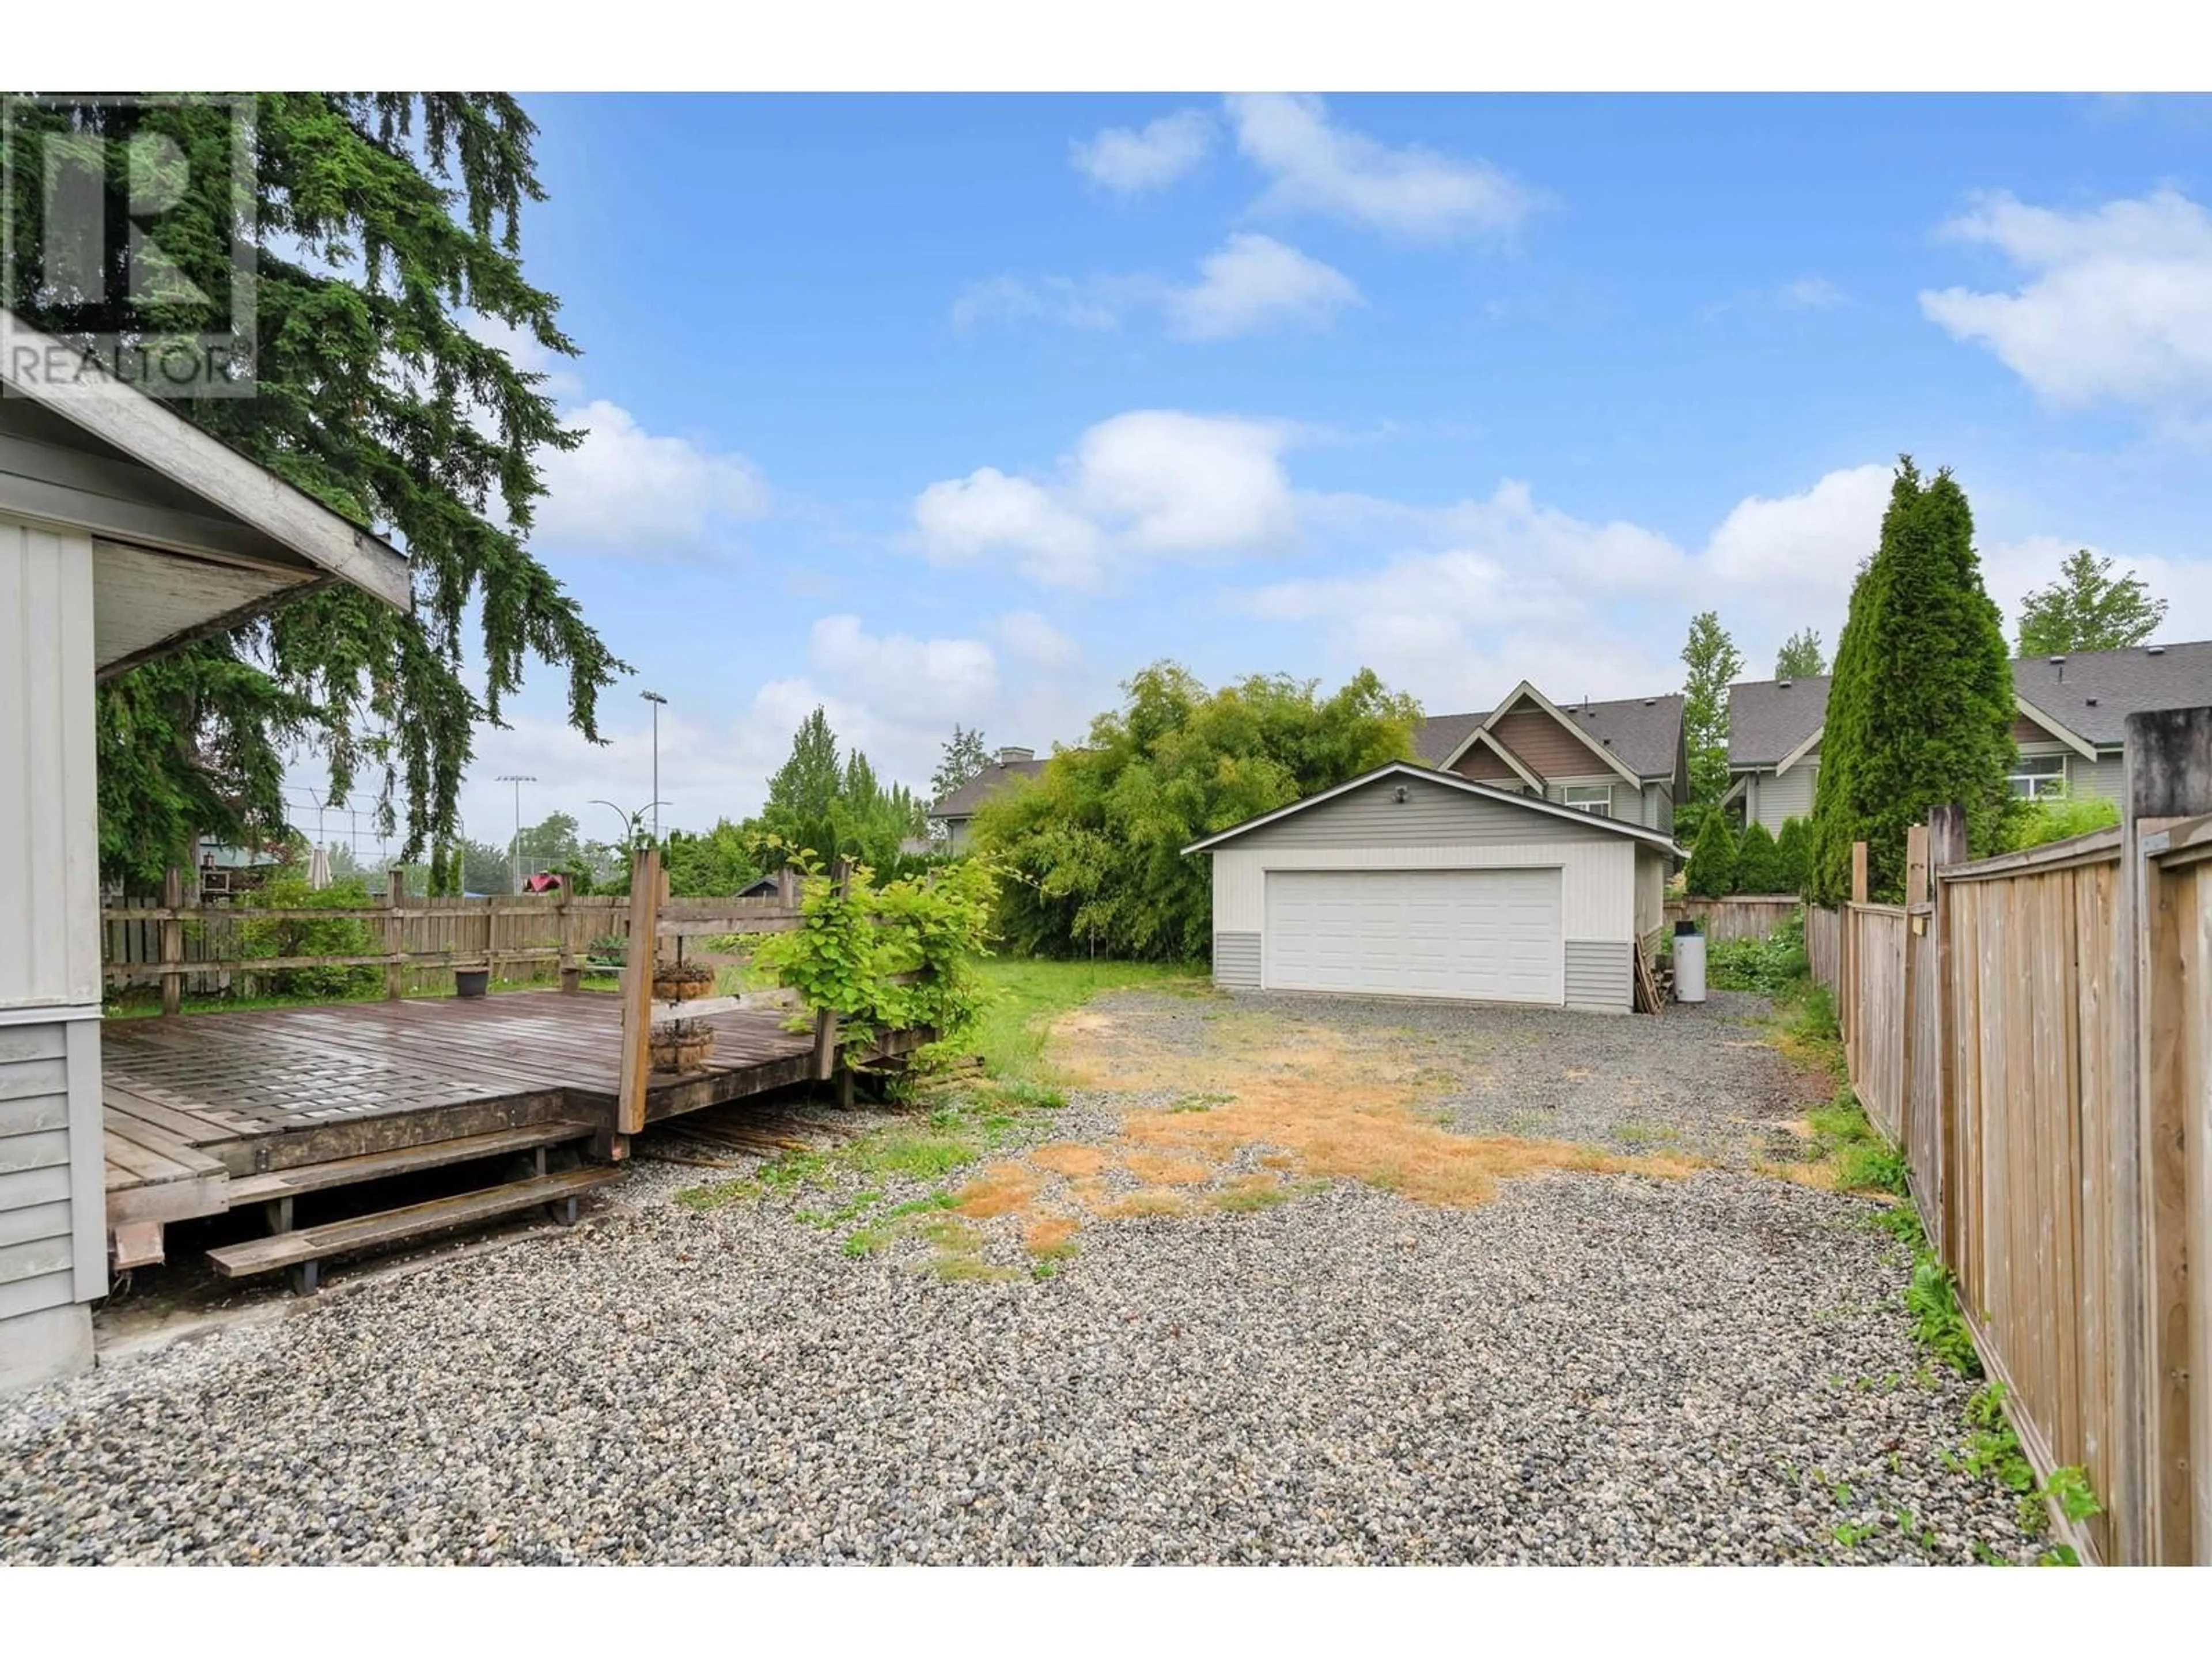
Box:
(1411, 681), (1686, 833)
(1183, 761), (1677, 1014)
(1726, 642), (2212, 832)
(1, 310), (410, 1391)
(927, 746), (1047, 850)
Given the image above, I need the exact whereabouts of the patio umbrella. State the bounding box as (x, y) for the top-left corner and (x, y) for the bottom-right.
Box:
(307, 842), (332, 891)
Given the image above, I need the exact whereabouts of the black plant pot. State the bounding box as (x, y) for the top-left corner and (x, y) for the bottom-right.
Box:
(455, 968), (490, 999)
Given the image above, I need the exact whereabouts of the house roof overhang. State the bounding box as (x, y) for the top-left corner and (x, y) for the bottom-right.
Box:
(0, 308), (411, 630)
(1439, 726), (1546, 791)
(2012, 694), (2099, 761)
(1180, 760), (1684, 857)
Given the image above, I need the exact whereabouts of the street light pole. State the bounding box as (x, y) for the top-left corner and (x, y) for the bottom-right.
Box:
(496, 774), (536, 895)
(641, 690), (668, 844)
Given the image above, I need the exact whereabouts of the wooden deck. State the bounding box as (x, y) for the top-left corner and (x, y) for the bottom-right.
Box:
(99, 991), (919, 1262)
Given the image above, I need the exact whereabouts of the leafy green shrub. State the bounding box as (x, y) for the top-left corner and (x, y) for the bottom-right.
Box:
(744, 854), (1000, 1056)
(1706, 917), (1809, 997)
(232, 873), (381, 1000)
(1998, 787), (2120, 853)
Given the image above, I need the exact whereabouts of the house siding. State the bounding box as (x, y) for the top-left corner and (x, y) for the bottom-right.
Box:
(0, 1016), (101, 1390)
(1748, 756), (1819, 831)
(2073, 752), (2127, 800)
(1451, 743), (1519, 782)
(0, 514), (101, 1010)
(1490, 703), (1625, 780)
(1213, 932), (1262, 990)
(1564, 940), (1632, 1012)
(1635, 846), (1667, 947)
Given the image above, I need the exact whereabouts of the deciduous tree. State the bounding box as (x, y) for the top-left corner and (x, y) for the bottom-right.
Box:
(1679, 611), (1745, 840)
(931, 726), (992, 802)
(976, 665), (1420, 960)
(2016, 548), (2169, 656)
(1775, 628), (1827, 679)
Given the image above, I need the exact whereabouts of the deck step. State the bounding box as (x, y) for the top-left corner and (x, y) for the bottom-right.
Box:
(206, 1166), (623, 1281)
(226, 1120), (597, 1205)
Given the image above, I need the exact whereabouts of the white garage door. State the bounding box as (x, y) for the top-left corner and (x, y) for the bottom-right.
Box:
(1263, 868), (1563, 1004)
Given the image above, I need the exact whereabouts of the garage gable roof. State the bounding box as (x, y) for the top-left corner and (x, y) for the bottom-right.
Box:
(1180, 762), (1684, 855)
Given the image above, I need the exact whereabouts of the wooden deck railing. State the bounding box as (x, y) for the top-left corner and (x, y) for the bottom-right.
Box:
(102, 870), (806, 1011)
(1816, 706), (2212, 1565)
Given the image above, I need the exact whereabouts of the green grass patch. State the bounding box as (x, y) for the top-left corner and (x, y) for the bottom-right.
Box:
(841, 1226), (891, 1257)
(967, 957), (1209, 1084)
(852, 1131), (981, 1182)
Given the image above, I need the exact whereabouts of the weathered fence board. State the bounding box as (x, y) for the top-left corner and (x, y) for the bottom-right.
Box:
(1827, 715), (2212, 1564)
(1662, 895), (1802, 944)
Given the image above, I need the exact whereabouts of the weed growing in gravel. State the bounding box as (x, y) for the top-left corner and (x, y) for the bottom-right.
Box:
(854, 1132), (980, 1182)
(842, 1227), (890, 1257)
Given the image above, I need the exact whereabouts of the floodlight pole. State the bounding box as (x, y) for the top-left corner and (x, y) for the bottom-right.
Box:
(641, 691), (668, 843)
(496, 774), (536, 895)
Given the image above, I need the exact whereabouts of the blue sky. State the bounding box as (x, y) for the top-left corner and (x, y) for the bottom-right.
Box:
(351, 93), (2212, 855)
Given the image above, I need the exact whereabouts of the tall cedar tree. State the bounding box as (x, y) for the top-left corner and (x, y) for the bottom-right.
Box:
(2, 96), (620, 889)
(1774, 628), (1827, 679)
(2016, 548), (2169, 656)
(1677, 611), (1744, 840)
(975, 664), (1419, 961)
(1683, 811), (1738, 898)
(755, 707), (927, 874)
(1809, 460), (2013, 903)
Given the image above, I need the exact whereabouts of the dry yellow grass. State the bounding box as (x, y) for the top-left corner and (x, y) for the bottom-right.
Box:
(1030, 1142), (1109, 1179)
(1120, 1150), (1216, 1186)
(926, 1003), (1707, 1260)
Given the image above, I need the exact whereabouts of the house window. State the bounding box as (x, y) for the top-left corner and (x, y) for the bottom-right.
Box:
(2009, 753), (2067, 800)
(1563, 785), (1612, 817)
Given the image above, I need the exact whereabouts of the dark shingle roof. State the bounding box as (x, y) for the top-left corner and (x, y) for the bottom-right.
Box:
(2011, 642), (2212, 747)
(1729, 642), (2212, 768)
(1728, 675), (1833, 768)
(928, 757), (1047, 820)
(1413, 692), (1684, 782)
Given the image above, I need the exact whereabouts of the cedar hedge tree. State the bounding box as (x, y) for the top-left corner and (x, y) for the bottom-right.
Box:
(1683, 810), (1738, 899)
(1774, 815), (1812, 898)
(1734, 819), (1783, 894)
(1809, 459), (2014, 905)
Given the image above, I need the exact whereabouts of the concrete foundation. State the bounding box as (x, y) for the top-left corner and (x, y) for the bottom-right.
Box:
(0, 1302), (94, 1395)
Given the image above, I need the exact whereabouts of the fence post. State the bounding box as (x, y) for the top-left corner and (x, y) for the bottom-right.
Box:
(1840, 840), (1869, 1042)
(613, 847), (664, 1145)
(160, 865), (184, 1017)
(384, 868), (405, 1000)
(1897, 822), (1929, 1172)
(2118, 707), (2212, 1562)
(1926, 805), (1967, 1267)
(558, 882), (579, 994)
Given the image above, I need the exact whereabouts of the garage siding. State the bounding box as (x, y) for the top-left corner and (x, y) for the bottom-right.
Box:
(1213, 932), (1261, 990)
(1565, 941), (1632, 1010)
(1224, 774), (1616, 850)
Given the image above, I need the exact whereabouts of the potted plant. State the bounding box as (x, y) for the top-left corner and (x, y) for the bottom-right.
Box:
(455, 965), (490, 998)
(652, 957), (715, 1002)
(649, 1017), (716, 1072)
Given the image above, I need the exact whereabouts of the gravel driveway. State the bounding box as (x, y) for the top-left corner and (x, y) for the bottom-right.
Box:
(0, 989), (2040, 1565)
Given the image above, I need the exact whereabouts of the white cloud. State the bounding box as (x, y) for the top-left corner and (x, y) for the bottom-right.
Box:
(991, 609), (1082, 668)
(1226, 93), (1531, 240)
(1162, 234), (1361, 340)
(912, 410), (1296, 589)
(807, 615), (1000, 723)
(955, 235), (1357, 343)
(1070, 109), (1214, 195)
(1239, 466), (1904, 707)
(1920, 188), (2212, 415)
(534, 400), (771, 556)
(913, 467), (1108, 588)
(1779, 276), (1847, 309)
(459, 310), (772, 558)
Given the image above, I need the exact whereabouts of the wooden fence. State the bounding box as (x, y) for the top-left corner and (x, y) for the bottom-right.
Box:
(1820, 707), (2212, 1565)
(103, 868), (804, 1010)
(1662, 894), (1802, 944)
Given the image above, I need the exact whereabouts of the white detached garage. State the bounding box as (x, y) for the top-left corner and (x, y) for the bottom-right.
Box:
(1184, 763), (1679, 1014)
